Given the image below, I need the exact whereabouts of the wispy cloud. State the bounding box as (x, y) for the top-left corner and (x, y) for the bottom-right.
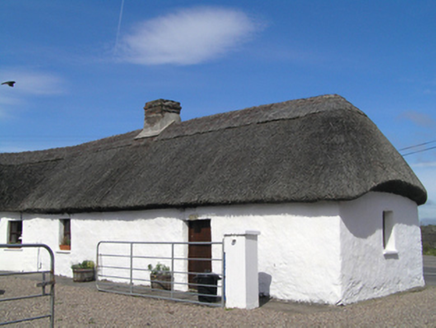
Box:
(411, 161), (436, 168)
(423, 89), (436, 95)
(116, 6), (261, 65)
(398, 111), (436, 128)
(0, 69), (66, 96)
(115, 0), (125, 50)
(0, 68), (67, 119)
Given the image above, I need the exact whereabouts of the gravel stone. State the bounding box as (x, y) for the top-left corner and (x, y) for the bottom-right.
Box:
(1, 275), (436, 327)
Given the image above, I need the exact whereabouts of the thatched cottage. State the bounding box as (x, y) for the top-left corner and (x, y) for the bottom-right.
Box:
(0, 94), (426, 304)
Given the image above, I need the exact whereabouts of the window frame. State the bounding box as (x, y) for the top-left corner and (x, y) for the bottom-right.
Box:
(8, 220), (23, 245)
(382, 210), (397, 255)
(59, 218), (71, 250)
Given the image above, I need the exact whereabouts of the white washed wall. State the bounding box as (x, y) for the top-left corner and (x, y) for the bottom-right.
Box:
(0, 191), (424, 305)
(0, 212), (51, 272)
(0, 210), (186, 278)
(186, 203), (343, 304)
(1, 204), (343, 303)
(338, 192), (424, 304)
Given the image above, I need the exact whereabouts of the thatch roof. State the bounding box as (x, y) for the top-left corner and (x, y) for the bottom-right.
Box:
(0, 94), (426, 214)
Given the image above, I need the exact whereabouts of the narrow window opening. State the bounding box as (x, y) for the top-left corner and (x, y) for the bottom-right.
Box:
(383, 211), (396, 253)
(8, 221), (23, 245)
(60, 219), (71, 250)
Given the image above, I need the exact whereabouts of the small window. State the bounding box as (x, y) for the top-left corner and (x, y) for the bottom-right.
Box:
(8, 221), (22, 244)
(383, 211), (396, 253)
(60, 219), (71, 250)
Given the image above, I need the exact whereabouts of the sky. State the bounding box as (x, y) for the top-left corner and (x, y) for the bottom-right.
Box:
(1, 1), (436, 223)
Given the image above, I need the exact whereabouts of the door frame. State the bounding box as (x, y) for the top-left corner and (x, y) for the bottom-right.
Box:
(188, 219), (212, 286)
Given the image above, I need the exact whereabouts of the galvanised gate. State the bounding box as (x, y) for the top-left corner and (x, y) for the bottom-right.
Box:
(0, 244), (55, 327)
(96, 240), (225, 307)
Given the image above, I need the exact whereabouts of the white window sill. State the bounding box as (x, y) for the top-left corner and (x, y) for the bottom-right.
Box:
(3, 248), (23, 251)
(56, 250), (71, 254)
(383, 249), (398, 256)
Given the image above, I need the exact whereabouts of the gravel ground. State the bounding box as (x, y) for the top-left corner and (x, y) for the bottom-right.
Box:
(1, 275), (436, 327)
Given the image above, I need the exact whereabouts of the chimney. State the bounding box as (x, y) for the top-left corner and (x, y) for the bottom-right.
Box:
(135, 99), (181, 139)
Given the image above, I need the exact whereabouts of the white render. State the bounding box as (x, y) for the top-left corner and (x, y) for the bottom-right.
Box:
(339, 192), (424, 304)
(0, 210), (187, 277)
(224, 231), (260, 309)
(0, 191), (424, 305)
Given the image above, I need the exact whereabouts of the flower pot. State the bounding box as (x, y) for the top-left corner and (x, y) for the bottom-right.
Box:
(150, 273), (172, 290)
(72, 268), (95, 282)
(59, 244), (71, 251)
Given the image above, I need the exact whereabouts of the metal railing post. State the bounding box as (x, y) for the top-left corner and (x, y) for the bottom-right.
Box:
(221, 239), (226, 308)
(129, 242), (134, 293)
(171, 243), (175, 299)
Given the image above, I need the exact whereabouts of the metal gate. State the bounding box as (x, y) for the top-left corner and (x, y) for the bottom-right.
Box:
(0, 244), (55, 327)
(96, 241), (225, 307)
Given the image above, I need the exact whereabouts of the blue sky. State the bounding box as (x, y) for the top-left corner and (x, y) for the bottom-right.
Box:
(1, 1), (436, 223)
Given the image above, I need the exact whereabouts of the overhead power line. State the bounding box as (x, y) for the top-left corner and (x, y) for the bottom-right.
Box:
(399, 139), (436, 151)
(401, 145), (436, 157)
(399, 139), (436, 157)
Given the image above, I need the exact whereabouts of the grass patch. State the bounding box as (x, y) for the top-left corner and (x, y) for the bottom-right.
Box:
(422, 242), (436, 256)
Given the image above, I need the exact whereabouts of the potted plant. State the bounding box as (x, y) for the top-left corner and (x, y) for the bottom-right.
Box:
(59, 236), (71, 250)
(148, 263), (172, 290)
(71, 260), (95, 282)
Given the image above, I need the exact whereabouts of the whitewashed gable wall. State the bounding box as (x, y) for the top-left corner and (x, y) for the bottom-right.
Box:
(339, 192), (424, 304)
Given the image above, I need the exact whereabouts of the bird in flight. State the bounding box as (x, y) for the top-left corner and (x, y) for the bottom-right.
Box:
(1, 81), (15, 87)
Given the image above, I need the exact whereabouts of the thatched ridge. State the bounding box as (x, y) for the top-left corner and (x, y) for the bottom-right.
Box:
(0, 94), (426, 213)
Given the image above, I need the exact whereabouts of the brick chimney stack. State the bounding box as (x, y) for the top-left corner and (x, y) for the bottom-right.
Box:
(135, 99), (181, 139)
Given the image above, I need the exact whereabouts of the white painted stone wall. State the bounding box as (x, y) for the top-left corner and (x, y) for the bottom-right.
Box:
(0, 210), (186, 278)
(339, 192), (424, 304)
(0, 191), (424, 305)
(0, 212), (52, 272)
(185, 203), (343, 304)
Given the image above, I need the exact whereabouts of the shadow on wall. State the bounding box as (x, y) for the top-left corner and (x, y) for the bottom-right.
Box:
(340, 193), (417, 240)
(259, 272), (272, 297)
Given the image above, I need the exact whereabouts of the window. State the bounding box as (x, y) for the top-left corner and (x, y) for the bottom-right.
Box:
(60, 219), (71, 250)
(8, 221), (22, 244)
(382, 211), (396, 253)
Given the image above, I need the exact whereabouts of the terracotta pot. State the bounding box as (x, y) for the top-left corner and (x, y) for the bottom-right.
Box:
(59, 244), (71, 251)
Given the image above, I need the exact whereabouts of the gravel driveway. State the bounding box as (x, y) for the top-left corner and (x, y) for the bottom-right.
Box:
(1, 274), (436, 327)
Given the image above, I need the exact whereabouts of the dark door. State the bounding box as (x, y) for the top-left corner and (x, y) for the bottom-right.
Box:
(188, 220), (211, 286)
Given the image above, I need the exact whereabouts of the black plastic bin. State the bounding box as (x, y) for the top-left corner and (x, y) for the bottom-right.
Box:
(194, 273), (221, 303)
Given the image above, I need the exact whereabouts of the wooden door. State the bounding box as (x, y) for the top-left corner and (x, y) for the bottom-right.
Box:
(188, 220), (211, 286)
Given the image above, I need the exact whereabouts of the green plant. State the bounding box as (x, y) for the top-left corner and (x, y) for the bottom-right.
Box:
(71, 260), (95, 270)
(61, 236), (70, 246)
(148, 262), (170, 276)
(423, 242), (436, 256)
